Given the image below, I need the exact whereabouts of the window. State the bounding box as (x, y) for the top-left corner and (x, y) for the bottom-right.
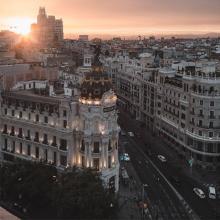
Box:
(19, 111), (22, 118)
(27, 145), (31, 156)
(60, 155), (67, 166)
(198, 120), (203, 127)
(181, 113), (185, 120)
(181, 123), (185, 128)
(181, 105), (186, 111)
(60, 139), (67, 151)
(63, 120), (67, 128)
(12, 110), (15, 116)
(18, 128), (23, 138)
(200, 100), (203, 105)
(207, 143), (213, 153)
(44, 116), (48, 123)
(93, 142), (100, 153)
(10, 126), (15, 136)
(43, 134), (48, 144)
(4, 138), (7, 150)
(199, 130), (202, 136)
(12, 141), (15, 153)
(53, 152), (57, 165)
(26, 130), (31, 139)
(35, 147), (39, 158)
(210, 111), (214, 119)
(4, 108), (7, 115)
(35, 114), (39, 122)
(63, 110), (67, 117)
(210, 101), (214, 107)
(19, 143), (22, 154)
(199, 110), (203, 116)
(209, 122), (213, 128)
(34, 132), (39, 142)
(93, 158), (99, 171)
(108, 140), (112, 151)
(197, 142), (203, 151)
(3, 124), (7, 134)
(209, 132), (213, 138)
(28, 113), (31, 120)
(81, 156), (85, 167)
(108, 156), (111, 168)
(81, 140), (85, 151)
(217, 144), (220, 153)
(44, 149), (48, 162)
(52, 136), (57, 146)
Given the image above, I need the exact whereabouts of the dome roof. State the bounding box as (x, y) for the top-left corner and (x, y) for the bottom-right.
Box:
(80, 45), (112, 100)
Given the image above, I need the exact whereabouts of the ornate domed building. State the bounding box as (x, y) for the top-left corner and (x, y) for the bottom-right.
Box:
(78, 46), (120, 192)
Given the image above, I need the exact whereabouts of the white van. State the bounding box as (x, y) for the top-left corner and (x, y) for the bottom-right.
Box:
(208, 186), (216, 199)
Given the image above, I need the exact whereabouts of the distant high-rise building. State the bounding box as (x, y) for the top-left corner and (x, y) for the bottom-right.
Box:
(78, 35), (89, 42)
(31, 7), (63, 47)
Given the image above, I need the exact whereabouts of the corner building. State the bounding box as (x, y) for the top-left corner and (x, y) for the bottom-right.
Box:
(0, 59), (119, 192)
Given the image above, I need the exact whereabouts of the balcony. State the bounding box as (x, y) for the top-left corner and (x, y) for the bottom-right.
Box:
(18, 134), (23, 139)
(2, 130), (8, 134)
(25, 136), (31, 141)
(92, 150), (101, 156)
(51, 142), (57, 147)
(59, 145), (67, 151)
(34, 138), (39, 142)
(42, 140), (49, 145)
(209, 115), (215, 119)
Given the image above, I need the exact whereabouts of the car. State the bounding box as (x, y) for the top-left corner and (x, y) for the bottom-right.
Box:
(128, 132), (134, 137)
(208, 186), (216, 199)
(157, 155), (167, 162)
(124, 153), (130, 161)
(193, 188), (206, 199)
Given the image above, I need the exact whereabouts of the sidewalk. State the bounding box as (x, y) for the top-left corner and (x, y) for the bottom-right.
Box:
(117, 161), (153, 220)
(117, 161), (142, 220)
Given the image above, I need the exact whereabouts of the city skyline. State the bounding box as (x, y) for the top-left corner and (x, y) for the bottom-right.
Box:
(0, 0), (220, 37)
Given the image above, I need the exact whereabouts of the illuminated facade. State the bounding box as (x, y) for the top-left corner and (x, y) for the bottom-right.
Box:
(0, 49), (120, 191)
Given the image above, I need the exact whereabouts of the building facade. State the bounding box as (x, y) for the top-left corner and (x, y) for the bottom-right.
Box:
(31, 7), (63, 47)
(105, 51), (220, 170)
(0, 55), (119, 191)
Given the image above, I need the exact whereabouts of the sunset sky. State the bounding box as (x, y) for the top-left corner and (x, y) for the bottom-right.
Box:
(0, 0), (220, 36)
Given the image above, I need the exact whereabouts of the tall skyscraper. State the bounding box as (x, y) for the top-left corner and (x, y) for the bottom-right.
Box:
(31, 7), (63, 47)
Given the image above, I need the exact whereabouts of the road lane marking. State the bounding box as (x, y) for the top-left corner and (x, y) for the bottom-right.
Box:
(126, 135), (201, 220)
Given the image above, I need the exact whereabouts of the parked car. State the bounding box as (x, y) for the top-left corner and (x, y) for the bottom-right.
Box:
(157, 155), (167, 162)
(193, 188), (206, 198)
(128, 132), (134, 137)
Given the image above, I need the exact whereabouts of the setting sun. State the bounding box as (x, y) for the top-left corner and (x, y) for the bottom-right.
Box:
(4, 17), (35, 35)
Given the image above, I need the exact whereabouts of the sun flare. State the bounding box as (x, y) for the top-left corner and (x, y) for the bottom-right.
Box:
(5, 17), (34, 36)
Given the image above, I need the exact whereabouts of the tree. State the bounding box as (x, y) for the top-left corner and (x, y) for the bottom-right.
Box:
(0, 161), (118, 219)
